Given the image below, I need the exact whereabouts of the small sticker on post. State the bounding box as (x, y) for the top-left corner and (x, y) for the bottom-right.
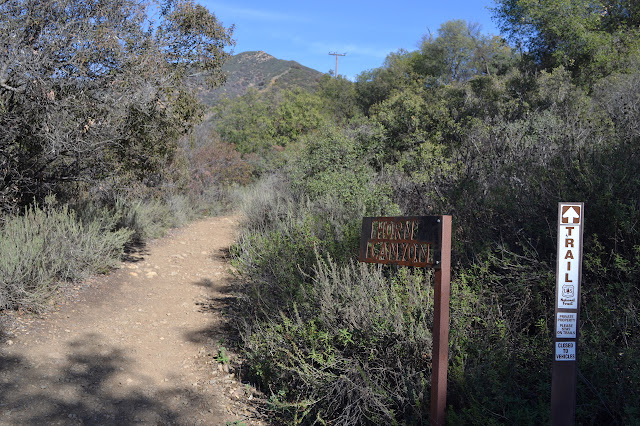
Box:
(555, 341), (576, 361)
(556, 312), (577, 338)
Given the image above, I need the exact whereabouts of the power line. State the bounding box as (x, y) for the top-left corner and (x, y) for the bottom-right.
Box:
(328, 52), (346, 78)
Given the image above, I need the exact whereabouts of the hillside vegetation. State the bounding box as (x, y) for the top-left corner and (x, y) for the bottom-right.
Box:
(218, 6), (640, 426)
(1, 0), (639, 424)
(194, 51), (324, 105)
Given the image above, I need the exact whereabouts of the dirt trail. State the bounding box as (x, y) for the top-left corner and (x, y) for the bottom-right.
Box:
(0, 215), (264, 425)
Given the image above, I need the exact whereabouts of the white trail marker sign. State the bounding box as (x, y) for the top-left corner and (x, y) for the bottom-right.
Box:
(551, 202), (584, 425)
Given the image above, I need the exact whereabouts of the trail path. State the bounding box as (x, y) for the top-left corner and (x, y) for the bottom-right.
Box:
(0, 215), (264, 425)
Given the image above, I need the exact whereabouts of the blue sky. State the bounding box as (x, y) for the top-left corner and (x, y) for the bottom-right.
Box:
(200, 0), (502, 80)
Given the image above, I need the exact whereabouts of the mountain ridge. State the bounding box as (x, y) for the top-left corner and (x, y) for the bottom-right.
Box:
(197, 51), (325, 105)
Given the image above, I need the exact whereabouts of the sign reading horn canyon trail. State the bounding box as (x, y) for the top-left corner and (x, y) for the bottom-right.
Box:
(359, 215), (451, 426)
(359, 216), (443, 268)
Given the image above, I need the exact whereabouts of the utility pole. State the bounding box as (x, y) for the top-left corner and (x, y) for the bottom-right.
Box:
(328, 52), (346, 78)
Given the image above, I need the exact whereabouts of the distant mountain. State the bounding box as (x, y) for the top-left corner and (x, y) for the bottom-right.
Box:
(196, 51), (325, 105)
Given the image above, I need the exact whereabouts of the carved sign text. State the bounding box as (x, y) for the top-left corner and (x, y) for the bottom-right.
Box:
(359, 216), (442, 268)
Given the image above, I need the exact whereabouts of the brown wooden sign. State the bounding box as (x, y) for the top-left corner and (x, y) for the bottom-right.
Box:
(359, 215), (452, 426)
(359, 216), (443, 268)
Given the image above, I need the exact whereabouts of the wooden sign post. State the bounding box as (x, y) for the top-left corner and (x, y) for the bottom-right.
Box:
(359, 216), (452, 426)
(551, 203), (584, 425)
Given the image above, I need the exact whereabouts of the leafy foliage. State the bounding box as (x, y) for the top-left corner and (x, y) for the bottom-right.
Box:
(492, 0), (640, 84)
(0, 0), (234, 213)
(418, 20), (514, 83)
(228, 13), (640, 426)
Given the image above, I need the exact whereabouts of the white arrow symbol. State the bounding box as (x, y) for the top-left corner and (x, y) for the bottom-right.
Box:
(563, 206), (580, 223)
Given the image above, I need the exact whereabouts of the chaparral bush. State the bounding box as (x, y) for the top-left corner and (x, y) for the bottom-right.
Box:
(0, 199), (132, 311)
(243, 261), (433, 425)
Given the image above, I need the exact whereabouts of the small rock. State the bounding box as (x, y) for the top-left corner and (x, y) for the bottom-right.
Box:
(6, 340), (13, 346)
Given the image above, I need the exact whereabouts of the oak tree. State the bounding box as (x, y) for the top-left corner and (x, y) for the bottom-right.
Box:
(0, 0), (234, 213)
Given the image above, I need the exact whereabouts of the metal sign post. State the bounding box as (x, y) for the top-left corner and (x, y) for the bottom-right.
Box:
(359, 215), (452, 426)
(431, 215), (452, 426)
(551, 202), (584, 425)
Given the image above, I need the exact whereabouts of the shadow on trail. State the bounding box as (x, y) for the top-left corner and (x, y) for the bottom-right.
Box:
(0, 333), (206, 424)
(193, 278), (214, 289)
(210, 247), (232, 262)
(186, 276), (240, 347)
(122, 241), (150, 263)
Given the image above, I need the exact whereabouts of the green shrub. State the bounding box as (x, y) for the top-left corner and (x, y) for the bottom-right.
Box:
(233, 196), (364, 318)
(576, 237), (640, 424)
(235, 174), (296, 234)
(446, 245), (554, 424)
(111, 195), (202, 244)
(0, 200), (132, 311)
(233, 206), (323, 316)
(232, 170), (398, 318)
(287, 124), (398, 217)
(243, 260), (433, 425)
(110, 198), (170, 243)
